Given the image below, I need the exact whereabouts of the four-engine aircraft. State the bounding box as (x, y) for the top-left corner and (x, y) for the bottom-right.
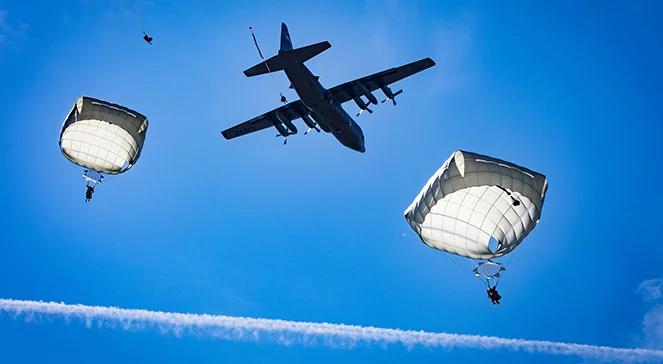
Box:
(221, 23), (435, 152)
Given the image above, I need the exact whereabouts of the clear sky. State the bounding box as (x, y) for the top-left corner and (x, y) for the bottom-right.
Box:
(0, 0), (662, 363)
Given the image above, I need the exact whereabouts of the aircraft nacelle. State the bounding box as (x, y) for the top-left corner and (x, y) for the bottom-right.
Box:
(357, 83), (378, 105)
(271, 114), (290, 137)
(301, 114), (316, 129)
(380, 85), (403, 105)
(274, 111), (297, 135)
(282, 119), (298, 134)
(380, 85), (395, 98)
(353, 96), (373, 116)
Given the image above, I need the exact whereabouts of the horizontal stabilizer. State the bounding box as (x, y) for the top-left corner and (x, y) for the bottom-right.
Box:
(244, 41), (331, 77)
(284, 41), (330, 63)
(243, 53), (285, 77)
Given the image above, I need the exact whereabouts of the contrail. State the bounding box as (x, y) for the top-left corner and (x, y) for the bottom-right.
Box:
(0, 299), (661, 362)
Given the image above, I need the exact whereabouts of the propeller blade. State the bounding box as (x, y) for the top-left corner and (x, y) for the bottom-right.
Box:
(304, 125), (320, 135)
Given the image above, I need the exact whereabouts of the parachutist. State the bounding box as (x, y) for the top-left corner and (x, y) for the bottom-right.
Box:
(143, 32), (153, 45)
(280, 93), (287, 104)
(85, 185), (95, 202)
(61, 97), (149, 202)
(487, 286), (501, 304)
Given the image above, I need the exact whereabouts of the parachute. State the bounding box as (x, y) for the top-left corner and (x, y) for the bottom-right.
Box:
(404, 150), (548, 290)
(59, 96), (149, 200)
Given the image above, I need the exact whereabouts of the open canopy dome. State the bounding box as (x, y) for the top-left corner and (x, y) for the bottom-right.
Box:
(404, 150), (548, 260)
(59, 96), (149, 175)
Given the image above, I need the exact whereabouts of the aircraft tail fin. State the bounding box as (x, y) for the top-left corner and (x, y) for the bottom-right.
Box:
(244, 23), (331, 77)
(280, 22), (293, 52)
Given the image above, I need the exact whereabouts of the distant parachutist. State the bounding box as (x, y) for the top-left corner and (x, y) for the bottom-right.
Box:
(280, 93), (288, 104)
(143, 32), (153, 45)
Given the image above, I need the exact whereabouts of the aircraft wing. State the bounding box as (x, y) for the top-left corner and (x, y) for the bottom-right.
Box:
(221, 100), (308, 139)
(328, 57), (435, 104)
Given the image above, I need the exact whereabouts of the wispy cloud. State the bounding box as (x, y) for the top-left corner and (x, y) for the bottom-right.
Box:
(637, 278), (663, 349)
(642, 305), (663, 350)
(0, 298), (661, 362)
(0, 9), (9, 45)
(638, 279), (663, 301)
(0, 9), (28, 50)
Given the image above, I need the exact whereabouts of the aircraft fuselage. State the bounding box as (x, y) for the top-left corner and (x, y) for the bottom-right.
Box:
(282, 61), (365, 153)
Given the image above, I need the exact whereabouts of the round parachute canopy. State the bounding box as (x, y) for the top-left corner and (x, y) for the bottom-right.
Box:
(59, 96), (149, 175)
(404, 150), (548, 260)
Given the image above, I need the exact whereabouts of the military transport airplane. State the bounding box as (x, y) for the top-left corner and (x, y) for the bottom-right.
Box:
(221, 23), (435, 153)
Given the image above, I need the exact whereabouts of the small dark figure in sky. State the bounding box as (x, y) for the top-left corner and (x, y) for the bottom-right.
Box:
(143, 32), (153, 45)
(85, 185), (95, 202)
(279, 92), (287, 104)
(487, 286), (501, 304)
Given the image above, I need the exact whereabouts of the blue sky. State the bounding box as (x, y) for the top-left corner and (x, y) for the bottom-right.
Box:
(0, 0), (662, 362)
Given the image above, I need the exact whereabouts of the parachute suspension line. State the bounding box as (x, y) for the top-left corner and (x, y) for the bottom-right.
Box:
(249, 26), (288, 105)
(438, 252), (485, 289)
(130, 3), (153, 44)
(129, 2), (146, 34)
(249, 27), (266, 64)
(478, 271), (500, 289)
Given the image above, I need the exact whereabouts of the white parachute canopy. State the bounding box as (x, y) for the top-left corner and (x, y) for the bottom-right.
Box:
(404, 150), (548, 260)
(59, 96), (149, 175)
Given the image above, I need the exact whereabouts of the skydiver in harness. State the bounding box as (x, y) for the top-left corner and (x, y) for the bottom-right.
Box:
(487, 285), (501, 304)
(85, 185), (95, 202)
(143, 32), (153, 45)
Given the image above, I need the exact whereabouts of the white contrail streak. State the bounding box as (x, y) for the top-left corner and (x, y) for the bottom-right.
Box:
(0, 298), (661, 362)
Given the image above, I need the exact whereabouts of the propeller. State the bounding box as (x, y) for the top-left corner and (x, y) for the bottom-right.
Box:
(304, 126), (320, 135)
(381, 89), (403, 105)
(275, 134), (289, 145)
(356, 106), (373, 117)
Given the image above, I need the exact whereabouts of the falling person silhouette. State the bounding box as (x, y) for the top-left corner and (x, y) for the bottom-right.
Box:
(85, 185), (95, 202)
(487, 286), (502, 304)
